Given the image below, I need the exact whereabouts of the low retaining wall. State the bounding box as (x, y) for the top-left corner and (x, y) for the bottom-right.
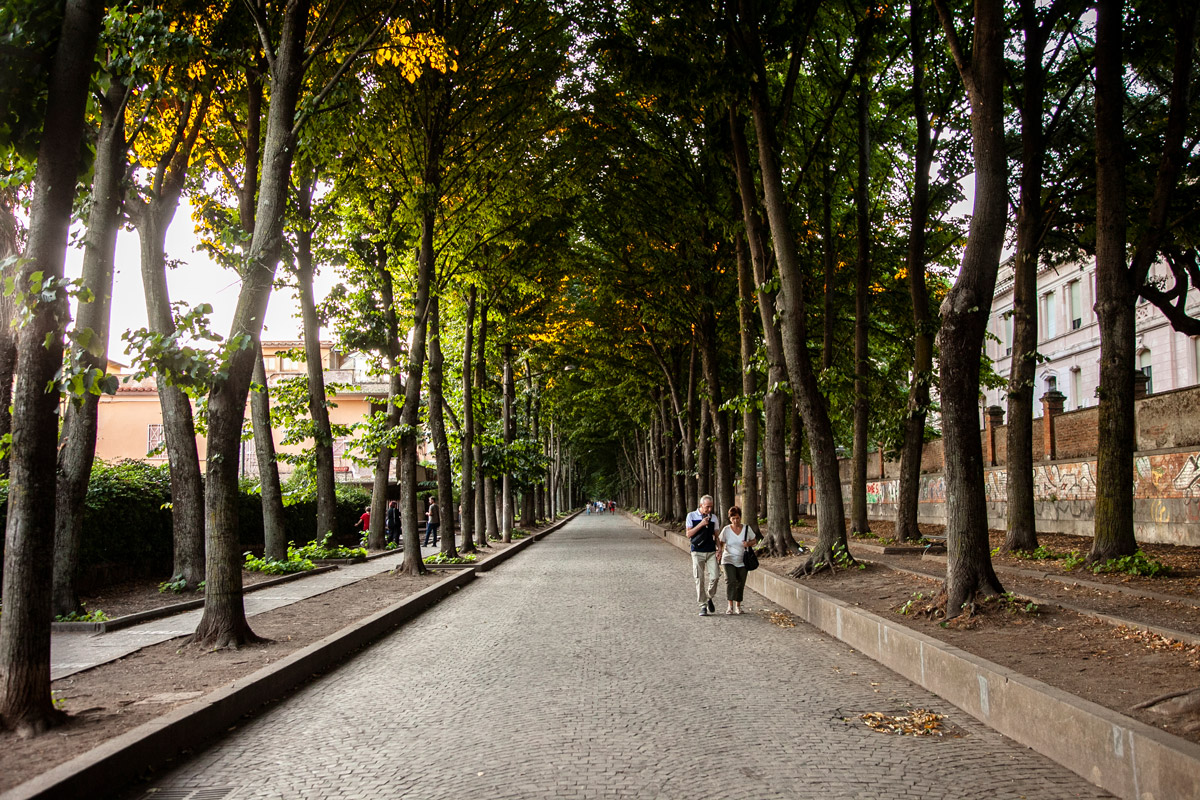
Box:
(840, 446), (1200, 546)
(625, 510), (1200, 800)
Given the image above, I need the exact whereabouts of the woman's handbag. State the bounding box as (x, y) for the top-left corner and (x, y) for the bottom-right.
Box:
(743, 533), (759, 571)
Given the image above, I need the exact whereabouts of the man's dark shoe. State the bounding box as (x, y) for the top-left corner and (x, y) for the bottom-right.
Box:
(707, 599), (715, 613)
(699, 606), (709, 616)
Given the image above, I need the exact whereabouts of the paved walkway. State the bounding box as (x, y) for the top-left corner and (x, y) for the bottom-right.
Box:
(128, 514), (1111, 800)
(51, 544), (447, 680)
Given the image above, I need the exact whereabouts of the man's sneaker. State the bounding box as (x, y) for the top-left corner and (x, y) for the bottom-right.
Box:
(699, 606), (709, 616)
(707, 599), (716, 613)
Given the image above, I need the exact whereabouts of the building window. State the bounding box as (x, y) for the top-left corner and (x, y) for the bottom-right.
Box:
(1042, 291), (1057, 340)
(1071, 367), (1083, 409)
(1068, 280), (1082, 330)
(147, 423), (166, 456)
(1139, 350), (1153, 394)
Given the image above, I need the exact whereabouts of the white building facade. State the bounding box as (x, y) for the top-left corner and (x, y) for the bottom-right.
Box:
(982, 258), (1200, 414)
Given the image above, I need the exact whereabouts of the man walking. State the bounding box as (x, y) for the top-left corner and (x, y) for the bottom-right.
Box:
(423, 497), (440, 547)
(685, 494), (719, 616)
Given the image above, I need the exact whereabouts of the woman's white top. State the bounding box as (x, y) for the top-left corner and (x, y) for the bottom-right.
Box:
(718, 525), (756, 567)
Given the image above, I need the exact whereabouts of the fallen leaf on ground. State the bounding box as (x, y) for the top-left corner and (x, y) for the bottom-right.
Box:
(860, 709), (946, 736)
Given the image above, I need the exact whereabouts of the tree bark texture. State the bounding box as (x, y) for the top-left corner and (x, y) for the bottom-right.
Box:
(397, 203), (434, 574)
(475, 304), (492, 544)
(1004, 0), (1051, 554)
(52, 82), (127, 617)
(0, 192), (19, 479)
(251, 346), (288, 561)
(735, 229), (760, 530)
(933, 0), (1008, 613)
(0, 0), (102, 737)
(459, 286), (477, 552)
(501, 343), (514, 541)
(295, 173), (338, 543)
(128, 93), (210, 592)
(895, 0), (935, 543)
(851, 70), (872, 536)
(191, 0), (310, 648)
(746, 58), (849, 575)
(1091, 0), (1137, 563)
(429, 296), (458, 557)
(369, 248), (402, 553)
(730, 109), (797, 556)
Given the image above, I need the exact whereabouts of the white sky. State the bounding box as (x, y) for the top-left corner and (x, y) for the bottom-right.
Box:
(64, 199), (339, 362)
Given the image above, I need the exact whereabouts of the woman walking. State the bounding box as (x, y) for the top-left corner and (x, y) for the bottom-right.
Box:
(716, 506), (756, 615)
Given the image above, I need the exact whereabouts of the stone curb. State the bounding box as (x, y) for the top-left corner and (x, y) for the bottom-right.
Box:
(4, 569), (475, 800)
(622, 510), (1200, 800)
(51, 565), (342, 634)
(4, 510), (583, 800)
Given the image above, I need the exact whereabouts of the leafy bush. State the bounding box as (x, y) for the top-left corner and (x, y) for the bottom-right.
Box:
(243, 551), (316, 574)
(1089, 550), (1170, 577)
(292, 532), (367, 560)
(55, 605), (109, 623)
(423, 552), (477, 565)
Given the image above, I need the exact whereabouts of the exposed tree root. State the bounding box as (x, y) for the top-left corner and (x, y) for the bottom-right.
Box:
(186, 621), (266, 651)
(3, 705), (67, 739)
(788, 542), (855, 578)
(1134, 686), (1200, 729)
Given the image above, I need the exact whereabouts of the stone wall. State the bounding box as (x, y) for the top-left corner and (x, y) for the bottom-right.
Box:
(836, 384), (1200, 546)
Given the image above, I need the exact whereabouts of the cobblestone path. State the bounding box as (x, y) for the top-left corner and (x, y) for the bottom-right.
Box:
(131, 514), (1111, 800)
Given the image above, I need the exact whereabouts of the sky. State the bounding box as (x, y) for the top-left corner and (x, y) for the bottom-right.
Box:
(64, 199), (339, 363)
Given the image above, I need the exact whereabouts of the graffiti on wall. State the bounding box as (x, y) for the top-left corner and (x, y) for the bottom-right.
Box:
(857, 450), (1200, 509)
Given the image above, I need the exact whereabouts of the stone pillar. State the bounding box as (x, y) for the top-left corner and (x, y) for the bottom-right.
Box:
(1040, 390), (1066, 461)
(985, 405), (1004, 466)
(1134, 369), (1149, 399)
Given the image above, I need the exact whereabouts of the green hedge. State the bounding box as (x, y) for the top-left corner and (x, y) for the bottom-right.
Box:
(0, 460), (374, 589)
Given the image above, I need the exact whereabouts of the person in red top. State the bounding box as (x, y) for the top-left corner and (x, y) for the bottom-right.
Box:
(359, 507), (371, 533)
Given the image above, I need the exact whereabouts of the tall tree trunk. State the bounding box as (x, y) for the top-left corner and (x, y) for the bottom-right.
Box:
(52, 82), (126, 617)
(1004, 0), (1052, 553)
(429, 296), (457, 558)
(1091, 0), (1137, 563)
(686, 344), (699, 509)
(822, 164), (836, 372)
(191, 0), (309, 648)
(294, 171), (338, 543)
(851, 68), (872, 536)
(0, 192), (19, 479)
(501, 342), (514, 542)
(787, 403), (802, 522)
(128, 92), (211, 592)
(730, 109), (798, 556)
(735, 230), (760, 530)
(933, 0), (1007, 613)
(475, 303), (492, 545)
(251, 346), (288, 561)
(0, 0), (102, 737)
(1091, 0), (1196, 562)
(745, 38), (849, 575)
(459, 286), (477, 552)
(895, 0), (936, 543)
(397, 200), (435, 574)
(369, 245), (401, 553)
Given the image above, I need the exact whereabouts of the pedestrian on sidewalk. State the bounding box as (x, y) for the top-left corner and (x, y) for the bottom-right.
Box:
(359, 507), (371, 534)
(685, 494), (720, 616)
(716, 506), (756, 615)
(424, 497), (440, 546)
(385, 500), (401, 547)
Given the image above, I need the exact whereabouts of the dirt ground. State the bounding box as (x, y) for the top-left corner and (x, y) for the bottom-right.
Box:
(0, 539), (515, 794)
(759, 518), (1200, 746)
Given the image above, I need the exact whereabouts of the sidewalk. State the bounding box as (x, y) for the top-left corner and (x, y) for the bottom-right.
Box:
(50, 544), (447, 680)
